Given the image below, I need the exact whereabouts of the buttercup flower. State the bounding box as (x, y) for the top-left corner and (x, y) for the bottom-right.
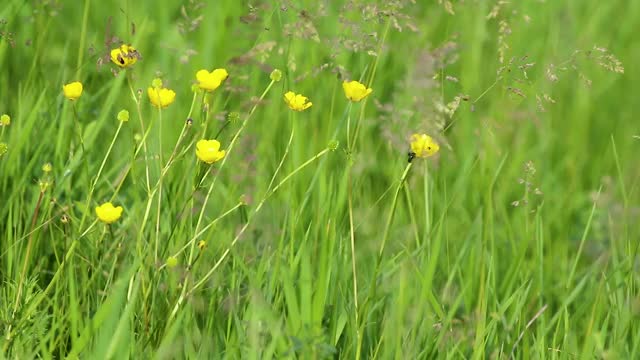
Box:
(148, 80), (176, 109)
(342, 80), (372, 102)
(63, 82), (83, 101)
(95, 202), (123, 224)
(196, 68), (228, 91)
(110, 44), (139, 68)
(196, 139), (226, 164)
(284, 91), (312, 111)
(410, 133), (440, 158)
(0, 114), (10, 126)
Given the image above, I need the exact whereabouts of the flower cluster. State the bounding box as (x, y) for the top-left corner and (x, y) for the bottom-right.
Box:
(50, 41), (438, 229)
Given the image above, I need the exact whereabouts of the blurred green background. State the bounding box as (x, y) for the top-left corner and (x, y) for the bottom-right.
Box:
(1, 0), (638, 358)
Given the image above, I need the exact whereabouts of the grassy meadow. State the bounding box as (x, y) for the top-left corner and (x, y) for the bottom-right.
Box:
(1, 0), (639, 358)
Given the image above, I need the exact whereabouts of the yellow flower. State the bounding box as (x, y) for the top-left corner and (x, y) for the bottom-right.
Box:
(110, 44), (139, 68)
(410, 133), (440, 158)
(196, 139), (226, 164)
(63, 81), (83, 101)
(198, 240), (207, 250)
(148, 85), (176, 109)
(196, 68), (229, 91)
(95, 202), (124, 224)
(283, 91), (312, 111)
(0, 114), (10, 126)
(342, 80), (372, 102)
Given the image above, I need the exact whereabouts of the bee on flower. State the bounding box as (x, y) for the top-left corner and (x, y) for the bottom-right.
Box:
(409, 133), (440, 162)
(342, 80), (372, 102)
(283, 91), (312, 111)
(110, 44), (140, 68)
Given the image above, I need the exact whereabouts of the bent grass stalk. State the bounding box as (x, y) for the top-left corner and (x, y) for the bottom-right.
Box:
(110, 90), (198, 200)
(358, 161), (413, 354)
(127, 74), (152, 193)
(181, 79), (276, 283)
(154, 106), (163, 263)
(169, 145), (333, 320)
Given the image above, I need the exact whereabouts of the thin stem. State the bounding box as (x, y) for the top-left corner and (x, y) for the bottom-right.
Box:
(127, 75), (151, 193)
(155, 107), (163, 263)
(361, 162), (413, 333)
(79, 121), (124, 231)
(12, 189), (45, 315)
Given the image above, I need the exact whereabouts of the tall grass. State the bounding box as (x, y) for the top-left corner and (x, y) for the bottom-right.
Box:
(1, 0), (638, 358)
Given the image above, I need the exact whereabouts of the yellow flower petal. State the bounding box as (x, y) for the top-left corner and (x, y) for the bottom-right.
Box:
(283, 91), (312, 111)
(342, 80), (372, 102)
(95, 202), (123, 224)
(147, 86), (176, 108)
(110, 44), (139, 68)
(196, 139), (226, 164)
(410, 133), (440, 158)
(196, 68), (229, 91)
(63, 81), (83, 101)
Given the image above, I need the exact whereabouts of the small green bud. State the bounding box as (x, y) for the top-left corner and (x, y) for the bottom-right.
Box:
(117, 109), (130, 122)
(166, 256), (178, 268)
(270, 69), (283, 82)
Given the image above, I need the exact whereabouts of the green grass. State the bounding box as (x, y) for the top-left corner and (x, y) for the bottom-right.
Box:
(1, 0), (639, 358)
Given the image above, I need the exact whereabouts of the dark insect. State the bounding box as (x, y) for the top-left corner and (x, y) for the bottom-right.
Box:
(407, 151), (416, 163)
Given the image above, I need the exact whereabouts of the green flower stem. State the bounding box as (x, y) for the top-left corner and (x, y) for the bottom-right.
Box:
(71, 103), (91, 188)
(360, 161), (413, 350)
(422, 162), (431, 250)
(78, 121), (124, 232)
(265, 110), (295, 195)
(154, 106), (163, 263)
(160, 202), (243, 267)
(127, 74), (151, 193)
(381, 162), (413, 259)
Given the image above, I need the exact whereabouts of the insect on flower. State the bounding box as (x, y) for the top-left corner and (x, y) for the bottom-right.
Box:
(409, 133), (440, 159)
(110, 44), (141, 68)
